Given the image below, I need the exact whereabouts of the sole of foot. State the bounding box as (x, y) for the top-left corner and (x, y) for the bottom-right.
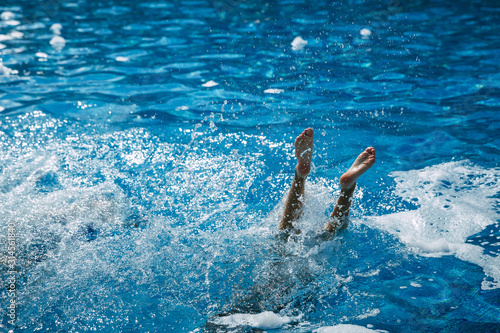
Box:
(295, 128), (314, 178)
(340, 147), (375, 191)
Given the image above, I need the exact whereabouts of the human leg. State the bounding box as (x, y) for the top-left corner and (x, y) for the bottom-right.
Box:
(324, 147), (375, 233)
(279, 128), (313, 231)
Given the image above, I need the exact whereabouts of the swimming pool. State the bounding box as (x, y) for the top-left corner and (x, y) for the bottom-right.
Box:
(0, 0), (499, 331)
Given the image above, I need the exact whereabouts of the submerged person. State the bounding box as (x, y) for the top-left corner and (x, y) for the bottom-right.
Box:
(204, 129), (375, 330)
(280, 128), (375, 235)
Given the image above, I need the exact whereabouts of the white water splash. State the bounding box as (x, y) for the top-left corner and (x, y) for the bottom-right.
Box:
(210, 311), (301, 329)
(315, 324), (383, 333)
(366, 161), (500, 289)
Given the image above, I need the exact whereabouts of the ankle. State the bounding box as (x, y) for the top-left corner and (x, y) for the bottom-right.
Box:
(340, 173), (355, 191)
(295, 166), (308, 180)
(340, 182), (356, 194)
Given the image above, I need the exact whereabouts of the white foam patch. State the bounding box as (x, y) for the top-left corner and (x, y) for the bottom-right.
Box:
(50, 35), (66, 49)
(50, 23), (62, 35)
(211, 311), (301, 329)
(202, 80), (218, 87)
(355, 308), (380, 320)
(366, 161), (500, 289)
(264, 88), (284, 94)
(0, 62), (18, 76)
(291, 36), (307, 51)
(4, 19), (20, 26)
(1, 11), (15, 21)
(9, 30), (23, 39)
(0, 31), (23, 42)
(315, 324), (382, 333)
(360, 28), (372, 37)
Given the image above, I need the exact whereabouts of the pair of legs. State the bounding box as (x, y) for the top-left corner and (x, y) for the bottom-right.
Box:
(279, 128), (375, 234)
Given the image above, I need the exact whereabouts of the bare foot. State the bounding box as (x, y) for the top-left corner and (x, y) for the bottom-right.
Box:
(340, 147), (375, 191)
(295, 128), (313, 178)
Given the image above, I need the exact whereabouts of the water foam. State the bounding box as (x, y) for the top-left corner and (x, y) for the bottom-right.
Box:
(315, 324), (382, 333)
(291, 36), (308, 51)
(366, 161), (500, 289)
(210, 311), (301, 329)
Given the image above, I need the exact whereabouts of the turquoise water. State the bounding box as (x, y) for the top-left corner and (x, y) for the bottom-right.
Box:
(0, 0), (499, 332)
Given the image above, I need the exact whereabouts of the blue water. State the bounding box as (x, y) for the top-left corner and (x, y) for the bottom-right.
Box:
(0, 0), (499, 332)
